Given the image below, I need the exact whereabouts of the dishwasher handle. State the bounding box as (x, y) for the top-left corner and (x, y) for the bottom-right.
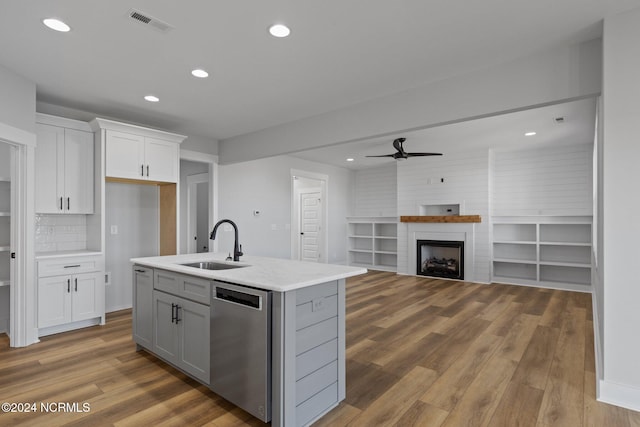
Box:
(215, 287), (263, 310)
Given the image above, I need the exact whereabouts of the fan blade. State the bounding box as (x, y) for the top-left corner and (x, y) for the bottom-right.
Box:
(365, 154), (396, 158)
(405, 153), (443, 157)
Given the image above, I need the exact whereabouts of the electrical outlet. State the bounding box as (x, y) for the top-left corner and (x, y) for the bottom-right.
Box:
(110, 225), (118, 235)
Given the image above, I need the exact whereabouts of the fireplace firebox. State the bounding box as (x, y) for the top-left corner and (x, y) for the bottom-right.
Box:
(417, 240), (464, 280)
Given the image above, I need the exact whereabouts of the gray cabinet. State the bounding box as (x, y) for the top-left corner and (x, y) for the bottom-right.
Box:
(133, 267), (154, 349)
(152, 290), (210, 383)
(132, 267), (211, 384)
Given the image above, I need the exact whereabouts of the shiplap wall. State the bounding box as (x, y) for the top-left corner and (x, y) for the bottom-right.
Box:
(397, 149), (491, 281)
(491, 144), (593, 216)
(354, 163), (397, 216)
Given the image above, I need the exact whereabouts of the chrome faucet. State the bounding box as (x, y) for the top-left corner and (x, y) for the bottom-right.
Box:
(210, 219), (243, 261)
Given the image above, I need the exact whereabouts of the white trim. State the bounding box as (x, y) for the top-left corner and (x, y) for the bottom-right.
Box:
(591, 285), (604, 400)
(598, 380), (640, 412)
(181, 148), (218, 164)
(0, 122), (36, 147)
(90, 118), (187, 144)
(36, 113), (92, 132)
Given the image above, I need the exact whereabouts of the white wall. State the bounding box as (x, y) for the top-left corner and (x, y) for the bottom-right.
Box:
(600, 6), (640, 410)
(219, 38), (601, 164)
(105, 182), (159, 312)
(218, 155), (354, 264)
(0, 64), (36, 134)
(354, 163), (397, 216)
(491, 144), (593, 216)
(397, 148), (490, 281)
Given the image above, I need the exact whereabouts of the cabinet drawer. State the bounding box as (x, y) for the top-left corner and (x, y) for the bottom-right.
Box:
(154, 269), (211, 305)
(38, 256), (103, 278)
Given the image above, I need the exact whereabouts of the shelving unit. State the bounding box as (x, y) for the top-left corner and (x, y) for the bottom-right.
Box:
(0, 176), (10, 288)
(347, 217), (398, 272)
(491, 217), (593, 292)
(0, 149), (11, 335)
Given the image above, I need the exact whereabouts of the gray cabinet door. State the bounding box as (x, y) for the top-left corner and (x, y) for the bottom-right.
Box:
(133, 267), (154, 348)
(177, 298), (210, 383)
(153, 290), (179, 364)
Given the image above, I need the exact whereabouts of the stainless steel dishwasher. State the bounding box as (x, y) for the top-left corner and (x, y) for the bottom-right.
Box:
(210, 281), (272, 422)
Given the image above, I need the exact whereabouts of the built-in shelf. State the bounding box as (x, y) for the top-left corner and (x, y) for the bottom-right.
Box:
(347, 217), (398, 272)
(492, 217), (592, 292)
(0, 280), (9, 287)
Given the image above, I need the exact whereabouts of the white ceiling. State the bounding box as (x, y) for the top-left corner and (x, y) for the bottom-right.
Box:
(290, 97), (598, 170)
(0, 1), (636, 145)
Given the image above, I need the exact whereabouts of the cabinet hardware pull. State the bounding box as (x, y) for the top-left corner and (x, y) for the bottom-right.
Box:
(60, 197), (63, 210)
(141, 165), (144, 177)
(67, 279), (70, 293)
(175, 305), (182, 324)
(67, 197), (70, 211)
(64, 265), (81, 268)
(75, 278), (78, 292)
(146, 165), (149, 177)
(134, 269), (145, 273)
(171, 303), (176, 323)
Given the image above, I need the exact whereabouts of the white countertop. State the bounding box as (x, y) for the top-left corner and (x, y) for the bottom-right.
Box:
(36, 250), (103, 260)
(130, 252), (367, 292)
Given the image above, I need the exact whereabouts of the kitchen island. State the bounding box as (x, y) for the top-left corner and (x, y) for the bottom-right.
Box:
(130, 252), (366, 427)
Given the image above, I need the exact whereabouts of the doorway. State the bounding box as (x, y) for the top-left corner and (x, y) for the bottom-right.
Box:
(187, 173), (209, 253)
(179, 151), (217, 254)
(291, 170), (328, 262)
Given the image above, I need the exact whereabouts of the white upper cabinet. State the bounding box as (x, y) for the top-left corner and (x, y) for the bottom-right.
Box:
(104, 127), (182, 184)
(35, 120), (94, 214)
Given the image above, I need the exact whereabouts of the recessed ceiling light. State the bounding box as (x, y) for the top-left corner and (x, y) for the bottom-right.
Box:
(43, 18), (71, 32)
(346, 158), (355, 162)
(144, 95), (160, 102)
(525, 131), (537, 136)
(191, 69), (209, 78)
(269, 24), (291, 38)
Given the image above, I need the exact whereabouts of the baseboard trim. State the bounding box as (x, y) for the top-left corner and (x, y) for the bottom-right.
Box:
(599, 380), (640, 412)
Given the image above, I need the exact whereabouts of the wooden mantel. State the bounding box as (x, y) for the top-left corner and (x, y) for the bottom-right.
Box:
(400, 215), (482, 223)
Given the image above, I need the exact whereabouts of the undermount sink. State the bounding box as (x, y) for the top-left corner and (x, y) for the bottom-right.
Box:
(181, 261), (247, 271)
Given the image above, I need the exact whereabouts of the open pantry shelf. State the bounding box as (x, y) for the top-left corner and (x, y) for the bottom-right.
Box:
(347, 217), (398, 272)
(491, 217), (592, 292)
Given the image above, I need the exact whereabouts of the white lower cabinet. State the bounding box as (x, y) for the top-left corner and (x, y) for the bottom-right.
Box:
(37, 256), (105, 335)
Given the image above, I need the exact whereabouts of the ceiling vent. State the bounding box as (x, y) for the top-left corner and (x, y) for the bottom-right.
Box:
(554, 116), (565, 124)
(127, 9), (173, 33)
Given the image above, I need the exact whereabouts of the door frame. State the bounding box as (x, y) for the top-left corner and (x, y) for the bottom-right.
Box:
(180, 149), (218, 253)
(186, 172), (209, 253)
(0, 121), (37, 347)
(290, 169), (329, 263)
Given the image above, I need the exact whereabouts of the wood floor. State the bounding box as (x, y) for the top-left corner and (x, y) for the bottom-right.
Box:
(1, 271), (639, 426)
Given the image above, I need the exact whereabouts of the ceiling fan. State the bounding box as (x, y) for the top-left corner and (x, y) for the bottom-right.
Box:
(366, 138), (442, 160)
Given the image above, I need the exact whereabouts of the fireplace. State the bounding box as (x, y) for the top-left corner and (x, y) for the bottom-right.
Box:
(417, 240), (464, 280)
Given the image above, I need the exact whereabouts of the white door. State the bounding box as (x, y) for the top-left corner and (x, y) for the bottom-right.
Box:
(71, 272), (100, 321)
(105, 130), (145, 180)
(145, 137), (178, 183)
(300, 191), (322, 262)
(38, 276), (72, 328)
(34, 123), (64, 213)
(63, 129), (94, 214)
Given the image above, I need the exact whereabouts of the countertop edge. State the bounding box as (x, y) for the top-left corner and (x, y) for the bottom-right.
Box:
(130, 254), (368, 292)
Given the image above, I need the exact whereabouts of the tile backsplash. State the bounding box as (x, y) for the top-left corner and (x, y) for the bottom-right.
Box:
(35, 214), (87, 252)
